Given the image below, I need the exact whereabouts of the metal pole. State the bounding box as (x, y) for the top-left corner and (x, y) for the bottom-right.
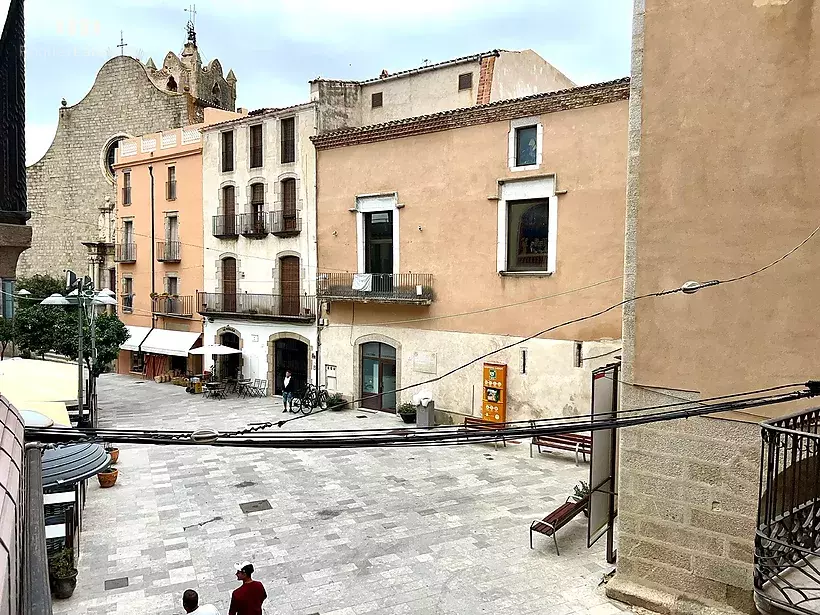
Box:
(90, 297), (97, 427)
(77, 292), (84, 423)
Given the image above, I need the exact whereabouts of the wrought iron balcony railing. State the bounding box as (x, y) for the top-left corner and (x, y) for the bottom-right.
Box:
(114, 243), (136, 263)
(317, 272), (434, 304)
(240, 212), (269, 238)
(755, 407), (820, 615)
(197, 292), (316, 321)
(121, 294), (134, 313)
(271, 211), (301, 237)
(156, 241), (181, 262)
(212, 214), (240, 239)
(152, 295), (194, 317)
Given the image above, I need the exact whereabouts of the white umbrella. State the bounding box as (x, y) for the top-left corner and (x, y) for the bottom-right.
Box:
(189, 344), (242, 355)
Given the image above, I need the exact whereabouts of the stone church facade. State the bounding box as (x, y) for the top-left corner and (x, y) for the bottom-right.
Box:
(19, 34), (237, 289)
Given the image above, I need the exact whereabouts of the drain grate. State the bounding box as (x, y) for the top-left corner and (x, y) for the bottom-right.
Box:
(104, 577), (129, 590)
(240, 499), (272, 514)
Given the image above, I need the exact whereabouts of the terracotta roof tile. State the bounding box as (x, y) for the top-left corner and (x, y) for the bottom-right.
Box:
(311, 77), (630, 150)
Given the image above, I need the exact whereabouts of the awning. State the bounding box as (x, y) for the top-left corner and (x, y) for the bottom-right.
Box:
(0, 359), (81, 407)
(141, 329), (201, 357)
(42, 443), (110, 490)
(120, 325), (152, 352)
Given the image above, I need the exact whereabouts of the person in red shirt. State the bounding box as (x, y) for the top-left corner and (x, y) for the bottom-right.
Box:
(228, 562), (267, 615)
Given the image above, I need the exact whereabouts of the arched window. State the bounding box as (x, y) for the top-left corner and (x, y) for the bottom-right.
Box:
(166, 76), (178, 92)
(212, 82), (221, 99)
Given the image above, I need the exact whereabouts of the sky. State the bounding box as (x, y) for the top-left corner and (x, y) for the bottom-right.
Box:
(5, 0), (633, 165)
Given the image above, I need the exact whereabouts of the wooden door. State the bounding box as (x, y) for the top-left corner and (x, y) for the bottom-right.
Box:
(223, 186), (236, 235)
(279, 256), (299, 316)
(222, 257), (237, 312)
(282, 179), (297, 232)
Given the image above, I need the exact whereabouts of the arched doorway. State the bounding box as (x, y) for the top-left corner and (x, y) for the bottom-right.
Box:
(219, 331), (240, 380)
(361, 342), (396, 411)
(273, 338), (308, 395)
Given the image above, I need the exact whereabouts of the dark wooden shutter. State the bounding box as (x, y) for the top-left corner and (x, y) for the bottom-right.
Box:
(282, 178), (296, 231)
(222, 131), (234, 172)
(458, 72), (473, 90)
(222, 186), (235, 235)
(279, 256), (299, 316)
(280, 118), (295, 163)
(222, 257), (237, 312)
(250, 124), (263, 168)
(371, 92), (383, 108)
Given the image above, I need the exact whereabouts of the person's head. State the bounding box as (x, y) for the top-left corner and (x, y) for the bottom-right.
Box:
(234, 561), (254, 582)
(285, 370), (291, 377)
(182, 589), (199, 613)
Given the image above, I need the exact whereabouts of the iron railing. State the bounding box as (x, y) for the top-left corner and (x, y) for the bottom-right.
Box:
(317, 272), (434, 303)
(197, 292), (316, 320)
(166, 180), (176, 201)
(156, 241), (181, 262)
(121, 294), (133, 313)
(271, 211), (301, 236)
(755, 407), (820, 614)
(240, 212), (269, 237)
(212, 214), (239, 238)
(152, 295), (194, 317)
(114, 243), (136, 263)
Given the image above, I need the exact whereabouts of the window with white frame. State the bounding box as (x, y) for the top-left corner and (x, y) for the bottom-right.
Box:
(355, 194), (400, 276)
(497, 177), (557, 274)
(508, 117), (543, 171)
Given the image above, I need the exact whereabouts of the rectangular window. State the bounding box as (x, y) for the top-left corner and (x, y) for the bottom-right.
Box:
(166, 166), (176, 200)
(280, 118), (295, 164)
(250, 124), (263, 168)
(122, 172), (131, 205)
(458, 72), (473, 90)
(1, 280), (14, 319)
(515, 126), (538, 167)
(371, 92), (383, 108)
(122, 277), (134, 313)
(123, 220), (134, 243)
(282, 179), (296, 217)
(165, 276), (178, 296)
(130, 351), (144, 373)
(520, 348), (528, 375)
(364, 211), (393, 275)
(574, 341), (583, 368)
(109, 268), (116, 293)
(506, 199), (549, 272)
(221, 131), (234, 172)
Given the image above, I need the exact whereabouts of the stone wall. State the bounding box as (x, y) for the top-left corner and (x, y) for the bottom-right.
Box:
(20, 56), (195, 279)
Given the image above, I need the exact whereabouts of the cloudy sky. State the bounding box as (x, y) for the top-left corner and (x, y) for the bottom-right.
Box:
(6, 0), (633, 164)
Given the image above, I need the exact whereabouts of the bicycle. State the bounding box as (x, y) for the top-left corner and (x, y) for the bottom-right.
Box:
(294, 383), (330, 415)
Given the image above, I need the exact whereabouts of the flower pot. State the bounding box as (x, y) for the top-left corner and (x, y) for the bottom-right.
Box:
(399, 412), (416, 424)
(51, 571), (78, 599)
(106, 448), (119, 464)
(97, 468), (118, 488)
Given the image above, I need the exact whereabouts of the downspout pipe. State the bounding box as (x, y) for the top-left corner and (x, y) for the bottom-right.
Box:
(149, 165), (157, 381)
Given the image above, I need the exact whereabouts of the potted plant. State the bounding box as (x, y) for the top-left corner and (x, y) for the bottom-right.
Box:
(571, 480), (591, 517)
(104, 443), (119, 465)
(48, 547), (78, 599)
(327, 393), (347, 411)
(398, 402), (416, 424)
(97, 466), (118, 488)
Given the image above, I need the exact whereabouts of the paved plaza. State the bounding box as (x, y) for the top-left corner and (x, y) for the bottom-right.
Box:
(54, 374), (628, 615)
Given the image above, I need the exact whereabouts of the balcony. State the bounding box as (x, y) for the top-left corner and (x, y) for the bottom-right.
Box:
(152, 295), (194, 317)
(240, 212), (269, 238)
(197, 292), (316, 322)
(213, 214), (239, 239)
(271, 210), (301, 237)
(114, 243), (136, 263)
(121, 294), (133, 313)
(166, 180), (176, 201)
(755, 407), (820, 615)
(317, 273), (434, 305)
(157, 241), (181, 263)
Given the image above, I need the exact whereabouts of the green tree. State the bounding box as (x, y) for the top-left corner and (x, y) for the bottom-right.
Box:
(14, 275), (66, 358)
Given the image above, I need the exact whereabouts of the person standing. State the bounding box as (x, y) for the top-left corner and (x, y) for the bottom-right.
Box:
(228, 562), (267, 615)
(182, 589), (220, 614)
(282, 370), (295, 413)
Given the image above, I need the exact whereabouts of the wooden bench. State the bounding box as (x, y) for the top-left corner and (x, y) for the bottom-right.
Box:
(530, 433), (592, 465)
(463, 417), (507, 450)
(530, 494), (589, 555)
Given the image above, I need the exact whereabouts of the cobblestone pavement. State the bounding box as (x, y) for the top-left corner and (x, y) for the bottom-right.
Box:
(54, 374), (627, 615)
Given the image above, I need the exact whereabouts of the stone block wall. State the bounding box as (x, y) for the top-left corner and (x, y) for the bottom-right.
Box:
(19, 56), (194, 279)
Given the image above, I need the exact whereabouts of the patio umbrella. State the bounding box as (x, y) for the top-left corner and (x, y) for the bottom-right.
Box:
(189, 344), (242, 355)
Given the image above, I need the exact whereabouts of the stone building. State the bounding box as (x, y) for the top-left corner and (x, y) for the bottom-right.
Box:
(605, 1), (820, 614)
(19, 28), (237, 290)
(312, 80), (628, 419)
(311, 49), (576, 133)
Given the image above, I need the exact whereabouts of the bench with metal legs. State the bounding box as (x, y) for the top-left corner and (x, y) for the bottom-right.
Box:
(530, 494), (589, 555)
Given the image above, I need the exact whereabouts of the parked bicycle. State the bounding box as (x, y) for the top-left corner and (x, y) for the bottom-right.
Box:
(292, 383), (330, 415)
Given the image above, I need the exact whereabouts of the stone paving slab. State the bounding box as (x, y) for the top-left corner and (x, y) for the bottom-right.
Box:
(53, 374), (628, 615)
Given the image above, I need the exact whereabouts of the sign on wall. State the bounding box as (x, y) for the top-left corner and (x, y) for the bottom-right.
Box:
(482, 363), (507, 423)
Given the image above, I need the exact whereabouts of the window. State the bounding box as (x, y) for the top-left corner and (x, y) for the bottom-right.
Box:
(122, 277), (134, 313)
(130, 351), (144, 373)
(250, 124), (263, 168)
(371, 92), (383, 108)
(104, 137), (124, 180)
(458, 72), (473, 90)
(166, 76), (177, 92)
(165, 215), (179, 261)
(506, 199), (549, 272)
(221, 131), (234, 172)
(109, 268), (116, 294)
(282, 178), (296, 216)
(280, 118), (295, 164)
(1, 280), (13, 319)
(365, 211), (393, 275)
(165, 276), (178, 296)
(122, 171), (131, 205)
(574, 341), (583, 368)
(515, 126), (538, 167)
(166, 166), (176, 200)
(520, 348), (528, 375)
(250, 183), (265, 214)
(123, 220), (134, 244)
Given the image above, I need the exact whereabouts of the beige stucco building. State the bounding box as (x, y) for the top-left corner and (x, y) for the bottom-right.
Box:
(313, 80), (629, 419)
(606, 1), (820, 614)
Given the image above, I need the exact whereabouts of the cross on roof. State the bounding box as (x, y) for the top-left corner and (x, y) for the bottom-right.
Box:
(117, 31), (127, 56)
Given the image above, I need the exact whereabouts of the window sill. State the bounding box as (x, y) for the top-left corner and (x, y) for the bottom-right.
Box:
(509, 164), (540, 173)
(498, 270), (553, 278)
